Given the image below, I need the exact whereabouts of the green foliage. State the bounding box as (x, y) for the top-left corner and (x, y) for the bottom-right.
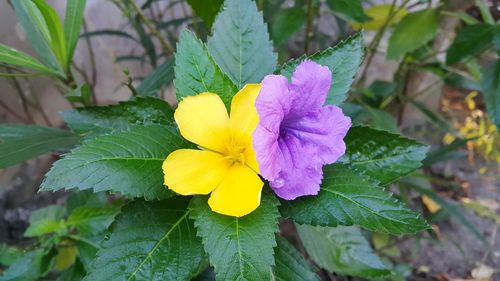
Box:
(84, 198), (205, 281)
(40, 125), (188, 200)
(190, 194), (280, 281)
(274, 236), (319, 281)
(0, 125), (79, 168)
(297, 225), (390, 279)
(326, 0), (371, 23)
(0, 245), (23, 267)
(61, 97), (174, 137)
(342, 126), (428, 185)
(24, 205), (66, 237)
(175, 30), (238, 107)
(63, 0), (87, 70)
(280, 33), (364, 105)
(0, 250), (47, 281)
(446, 24), (499, 65)
(481, 59), (500, 126)
(271, 7), (306, 47)
(0, 43), (57, 75)
(207, 0), (277, 88)
(187, 0), (224, 28)
(281, 164), (429, 234)
(137, 57), (175, 96)
(387, 9), (439, 60)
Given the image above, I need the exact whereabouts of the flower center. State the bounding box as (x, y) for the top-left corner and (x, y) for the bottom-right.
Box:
(225, 141), (246, 165)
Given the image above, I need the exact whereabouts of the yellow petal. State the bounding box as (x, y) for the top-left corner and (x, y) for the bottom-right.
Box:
(229, 84), (261, 145)
(208, 164), (263, 217)
(163, 149), (231, 195)
(175, 93), (230, 153)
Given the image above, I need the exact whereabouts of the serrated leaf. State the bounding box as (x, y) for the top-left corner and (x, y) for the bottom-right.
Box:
(387, 9), (439, 60)
(271, 7), (306, 47)
(189, 193), (280, 281)
(61, 97), (174, 137)
(84, 198), (205, 281)
(446, 24), (496, 65)
(67, 206), (121, 235)
(174, 30), (238, 107)
(137, 57), (175, 97)
(326, 0), (371, 23)
(342, 126), (428, 185)
(0, 43), (57, 75)
(279, 33), (364, 105)
(40, 125), (189, 200)
(274, 236), (320, 281)
(281, 164), (429, 235)
(481, 59), (500, 126)
(187, 0), (224, 28)
(0, 125), (79, 168)
(63, 0), (86, 68)
(296, 225), (390, 279)
(207, 0), (277, 88)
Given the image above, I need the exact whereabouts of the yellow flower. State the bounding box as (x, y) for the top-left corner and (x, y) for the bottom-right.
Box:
(162, 84), (263, 217)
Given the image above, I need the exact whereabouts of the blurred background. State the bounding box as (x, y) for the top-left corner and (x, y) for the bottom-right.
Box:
(1, 0), (499, 280)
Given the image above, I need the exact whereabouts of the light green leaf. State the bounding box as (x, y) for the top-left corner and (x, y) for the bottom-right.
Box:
(190, 193), (280, 281)
(187, 0), (224, 28)
(137, 57), (175, 96)
(271, 7), (306, 47)
(296, 225), (391, 279)
(342, 126), (428, 185)
(274, 236), (320, 281)
(207, 0), (277, 88)
(61, 97), (174, 137)
(0, 43), (57, 75)
(446, 24), (496, 65)
(326, 0), (371, 23)
(0, 245), (23, 267)
(65, 83), (91, 105)
(40, 125), (189, 200)
(481, 59), (500, 126)
(0, 125), (79, 168)
(279, 32), (364, 105)
(84, 198), (205, 281)
(64, 0), (86, 69)
(388, 9), (439, 60)
(280, 164), (430, 235)
(350, 4), (408, 30)
(24, 205), (66, 237)
(11, 0), (63, 75)
(175, 30), (238, 107)
(67, 206), (121, 235)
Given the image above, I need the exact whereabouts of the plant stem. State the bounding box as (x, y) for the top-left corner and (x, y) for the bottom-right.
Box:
(7, 72), (35, 123)
(304, 0), (314, 54)
(83, 20), (98, 104)
(0, 100), (29, 123)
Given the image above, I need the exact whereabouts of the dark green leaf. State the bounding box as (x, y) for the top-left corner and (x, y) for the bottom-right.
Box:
(296, 225), (390, 279)
(0, 43), (57, 75)
(61, 97), (174, 137)
(0, 125), (79, 168)
(189, 193), (280, 281)
(174, 30), (238, 106)
(187, 0), (224, 28)
(274, 236), (320, 281)
(0, 245), (23, 267)
(40, 125), (188, 200)
(481, 59), (500, 126)
(422, 138), (471, 166)
(137, 57), (175, 96)
(66, 83), (91, 105)
(342, 126), (428, 185)
(387, 9), (438, 60)
(365, 107), (399, 133)
(271, 7), (306, 47)
(207, 0), (277, 88)
(280, 32), (364, 105)
(446, 24), (496, 65)
(57, 260), (86, 281)
(281, 164), (429, 235)
(326, 0), (371, 23)
(67, 206), (121, 235)
(84, 198), (205, 281)
(0, 250), (45, 281)
(64, 0), (86, 68)
(79, 30), (138, 42)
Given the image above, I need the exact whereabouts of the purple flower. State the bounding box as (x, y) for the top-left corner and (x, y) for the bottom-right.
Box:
(253, 60), (351, 200)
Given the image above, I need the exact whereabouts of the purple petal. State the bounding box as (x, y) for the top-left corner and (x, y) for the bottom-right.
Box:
(255, 75), (291, 133)
(252, 125), (281, 180)
(290, 60), (332, 114)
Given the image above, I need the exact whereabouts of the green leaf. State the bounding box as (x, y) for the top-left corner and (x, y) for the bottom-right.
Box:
(66, 83), (91, 105)
(281, 164), (430, 235)
(137, 57), (175, 96)
(189, 193), (280, 281)
(274, 236), (320, 281)
(67, 206), (121, 235)
(0, 245), (23, 267)
(40, 125), (189, 200)
(24, 205), (66, 237)
(207, 0), (277, 88)
(11, 0), (64, 75)
(80, 29), (138, 42)
(61, 97), (174, 137)
(296, 225), (391, 279)
(341, 126), (428, 185)
(0, 250), (46, 281)
(0, 125), (79, 168)
(446, 24), (496, 65)
(174, 30), (238, 107)
(279, 33), (364, 105)
(422, 138), (471, 166)
(271, 7), (306, 47)
(387, 9), (438, 60)
(0, 43), (57, 75)
(187, 0), (224, 28)
(84, 198), (205, 281)
(481, 59), (500, 126)
(326, 0), (371, 23)
(64, 0), (86, 68)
